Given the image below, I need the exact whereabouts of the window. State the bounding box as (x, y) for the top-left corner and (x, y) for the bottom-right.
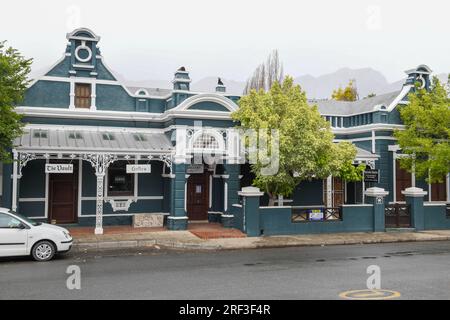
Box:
(33, 130), (48, 139)
(193, 133), (220, 149)
(133, 133), (147, 142)
(102, 133), (115, 141)
(0, 213), (22, 229)
(107, 161), (134, 196)
(68, 132), (83, 140)
(75, 83), (91, 108)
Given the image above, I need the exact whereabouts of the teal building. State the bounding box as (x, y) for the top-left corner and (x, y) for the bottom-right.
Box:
(0, 28), (448, 234)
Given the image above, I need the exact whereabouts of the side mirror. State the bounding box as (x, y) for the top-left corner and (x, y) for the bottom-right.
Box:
(16, 223), (27, 230)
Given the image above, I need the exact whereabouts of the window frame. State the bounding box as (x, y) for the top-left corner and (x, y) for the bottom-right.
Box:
(75, 83), (92, 109)
(106, 161), (135, 197)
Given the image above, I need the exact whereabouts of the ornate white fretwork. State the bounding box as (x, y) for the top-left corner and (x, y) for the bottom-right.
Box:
(82, 153), (117, 234)
(18, 153), (37, 177)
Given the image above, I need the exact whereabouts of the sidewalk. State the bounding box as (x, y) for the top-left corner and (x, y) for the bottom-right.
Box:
(71, 227), (450, 252)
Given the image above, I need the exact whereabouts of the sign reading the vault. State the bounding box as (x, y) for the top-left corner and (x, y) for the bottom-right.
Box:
(364, 169), (380, 183)
(45, 164), (73, 174)
(126, 164), (151, 174)
(186, 164), (204, 174)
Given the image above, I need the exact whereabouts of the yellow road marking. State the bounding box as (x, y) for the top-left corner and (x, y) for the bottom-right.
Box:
(339, 289), (401, 300)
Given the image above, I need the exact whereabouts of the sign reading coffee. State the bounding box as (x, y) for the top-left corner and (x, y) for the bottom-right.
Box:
(126, 164), (151, 174)
(45, 164), (73, 174)
(364, 169), (380, 183)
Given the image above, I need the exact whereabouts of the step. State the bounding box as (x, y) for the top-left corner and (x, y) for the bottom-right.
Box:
(385, 228), (416, 233)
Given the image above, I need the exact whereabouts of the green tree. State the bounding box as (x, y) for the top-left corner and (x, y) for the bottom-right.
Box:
(394, 77), (450, 183)
(332, 80), (358, 101)
(0, 41), (32, 162)
(232, 76), (365, 205)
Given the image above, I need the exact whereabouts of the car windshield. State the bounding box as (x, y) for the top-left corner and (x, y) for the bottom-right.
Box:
(9, 211), (41, 226)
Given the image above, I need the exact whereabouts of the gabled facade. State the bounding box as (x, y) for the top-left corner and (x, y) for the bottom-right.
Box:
(0, 28), (448, 234)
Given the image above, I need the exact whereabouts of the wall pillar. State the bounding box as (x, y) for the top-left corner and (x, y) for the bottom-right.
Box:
(221, 163), (240, 228)
(365, 187), (389, 232)
(167, 163), (188, 230)
(402, 187), (427, 231)
(238, 186), (263, 237)
(11, 151), (19, 212)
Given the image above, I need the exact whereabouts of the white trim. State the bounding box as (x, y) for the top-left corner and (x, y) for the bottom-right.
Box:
(16, 106), (233, 122)
(173, 93), (238, 113)
(78, 212), (170, 218)
(167, 216), (188, 220)
(77, 159), (82, 218)
(341, 204), (374, 207)
(371, 130), (376, 153)
(424, 202), (447, 206)
(209, 174), (212, 208)
(184, 181), (187, 213)
(80, 196), (163, 201)
(45, 158), (49, 218)
(66, 28), (101, 42)
(333, 123), (404, 135)
(447, 174), (450, 202)
(386, 85), (412, 112)
(19, 198), (46, 202)
(224, 181), (228, 212)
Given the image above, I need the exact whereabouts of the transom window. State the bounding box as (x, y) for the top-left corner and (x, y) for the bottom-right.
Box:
(193, 133), (220, 149)
(107, 161), (134, 196)
(75, 83), (91, 108)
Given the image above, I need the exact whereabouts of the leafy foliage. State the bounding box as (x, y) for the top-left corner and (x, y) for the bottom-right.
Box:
(0, 41), (32, 162)
(331, 80), (359, 101)
(233, 77), (364, 204)
(394, 77), (450, 183)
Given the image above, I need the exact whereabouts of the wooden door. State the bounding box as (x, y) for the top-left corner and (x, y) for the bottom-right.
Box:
(431, 182), (446, 201)
(396, 160), (412, 202)
(187, 173), (209, 221)
(49, 162), (78, 224)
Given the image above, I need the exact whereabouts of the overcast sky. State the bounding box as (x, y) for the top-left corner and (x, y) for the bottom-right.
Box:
(2, 0), (449, 83)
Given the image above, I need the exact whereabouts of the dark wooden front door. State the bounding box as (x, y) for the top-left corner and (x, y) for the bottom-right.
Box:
(49, 162), (78, 224)
(187, 173), (209, 221)
(396, 160), (412, 202)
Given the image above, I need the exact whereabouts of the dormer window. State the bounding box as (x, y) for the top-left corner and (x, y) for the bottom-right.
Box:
(75, 83), (91, 108)
(33, 130), (48, 139)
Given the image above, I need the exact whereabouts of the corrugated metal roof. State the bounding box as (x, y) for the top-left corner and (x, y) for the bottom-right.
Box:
(14, 127), (173, 154)
(309, 91), (401, 115)
(355, 147), (379, 159)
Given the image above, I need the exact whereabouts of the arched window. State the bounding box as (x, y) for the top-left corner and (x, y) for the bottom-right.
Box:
(192, 133), (220, 149)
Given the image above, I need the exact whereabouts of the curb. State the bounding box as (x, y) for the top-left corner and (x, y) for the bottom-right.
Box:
(72, 234), (450, 252)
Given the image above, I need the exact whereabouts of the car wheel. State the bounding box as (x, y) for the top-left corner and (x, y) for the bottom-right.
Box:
(32, 241), (56, 262)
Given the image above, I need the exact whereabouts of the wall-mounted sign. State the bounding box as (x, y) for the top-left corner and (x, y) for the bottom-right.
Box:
(376, 196), (384, 204)
(364, 169), (379, 183)
(126, 164), (151, 174)
(309, 209), (324, 221)
(107, 199), (135, 212)
(45, 164), (73, 174)
(186, 164), (204, 174)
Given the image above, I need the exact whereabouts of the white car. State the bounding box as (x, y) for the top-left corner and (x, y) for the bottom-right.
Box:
(0, 208), (72, 261)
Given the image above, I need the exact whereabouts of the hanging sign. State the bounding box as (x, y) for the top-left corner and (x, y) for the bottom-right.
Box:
(126, 164), (151, 174)
(186, 164), (204, 174)
(364, 169), (379, 183)
(45, 164), (73, 174)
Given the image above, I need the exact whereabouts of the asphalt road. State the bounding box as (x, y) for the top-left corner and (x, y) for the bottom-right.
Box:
(1, 241), (450, 300)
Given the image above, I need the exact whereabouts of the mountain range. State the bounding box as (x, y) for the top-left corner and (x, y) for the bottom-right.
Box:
(123, 67), (448, 99)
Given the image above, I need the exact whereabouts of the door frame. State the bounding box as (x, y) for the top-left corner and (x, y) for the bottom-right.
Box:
(186, 172), (210, 221)
(48, 161), (79, 224)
